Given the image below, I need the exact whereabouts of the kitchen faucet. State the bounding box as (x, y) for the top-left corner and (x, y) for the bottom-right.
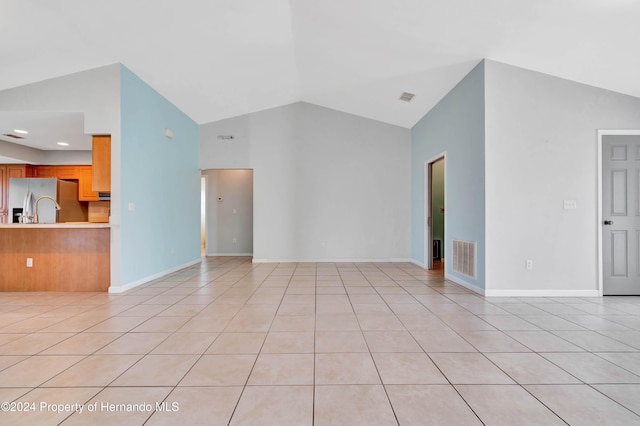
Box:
(34, 196), (61, 224)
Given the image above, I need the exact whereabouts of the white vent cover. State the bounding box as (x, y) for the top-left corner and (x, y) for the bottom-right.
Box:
(3, 133), (24, 139)
(452, 239), (476, 279)
(399, 92), (415, 102)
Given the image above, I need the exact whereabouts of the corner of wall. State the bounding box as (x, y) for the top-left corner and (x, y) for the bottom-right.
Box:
(410, 60), (486, 291)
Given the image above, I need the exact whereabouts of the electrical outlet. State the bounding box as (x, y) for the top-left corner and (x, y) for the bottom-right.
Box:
(232, 238), (237, 244)
(26, 258), (33, 268)
(526, 260), (533, 270)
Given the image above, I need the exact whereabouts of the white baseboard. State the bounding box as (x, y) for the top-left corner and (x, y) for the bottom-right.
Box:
(445, 273), (485, 295)
(484, 289), (601, 297)
(252, 258), (414, 264)
(410, 259), (427, 269)
(108, 258), (202, 294)
(206, 253), (253, 257)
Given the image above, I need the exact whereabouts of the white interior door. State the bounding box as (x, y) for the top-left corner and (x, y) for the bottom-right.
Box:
(602, 135), (640, 295)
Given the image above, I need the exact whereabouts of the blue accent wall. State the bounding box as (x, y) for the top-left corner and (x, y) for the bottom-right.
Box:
(120, 65), (200, 285)
(411, 61), (486, 290)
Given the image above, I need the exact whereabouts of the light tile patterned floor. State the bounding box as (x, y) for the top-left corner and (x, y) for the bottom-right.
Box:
(1, 257), (640, 425)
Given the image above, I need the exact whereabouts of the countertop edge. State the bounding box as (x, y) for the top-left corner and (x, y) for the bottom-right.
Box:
(0, 223), (111, 229)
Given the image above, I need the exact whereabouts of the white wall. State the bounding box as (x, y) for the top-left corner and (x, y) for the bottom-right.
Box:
(203, 169), (253, 255)
(200, 102), (411, 261)
(484, 60), (640, 295)
(42, 151), (92, 164)
(0, 140), (46, 164)
(0, 143), (92, 165)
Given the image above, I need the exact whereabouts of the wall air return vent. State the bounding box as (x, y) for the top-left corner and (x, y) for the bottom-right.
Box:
(452, 239), (476, 279)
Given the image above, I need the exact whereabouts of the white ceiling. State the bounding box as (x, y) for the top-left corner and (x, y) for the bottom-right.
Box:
(0, 111), (91, 162)
(0, 111), (89, 149)
(0, 0), (639, 130)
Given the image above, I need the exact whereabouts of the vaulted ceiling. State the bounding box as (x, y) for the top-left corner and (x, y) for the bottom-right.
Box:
(1, 0), (639, 129)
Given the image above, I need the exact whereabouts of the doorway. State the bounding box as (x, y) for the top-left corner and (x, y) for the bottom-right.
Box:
(600, 131), (640, 295)
(201, 176), (207, 256)
(425, 155), (445, 271)
(202, 169), (254, 257)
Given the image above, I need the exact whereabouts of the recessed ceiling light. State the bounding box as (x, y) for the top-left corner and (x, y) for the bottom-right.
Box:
(399, 92), (415, 102)
(57, 142), (69, 146)
(13, 129), (28, 134)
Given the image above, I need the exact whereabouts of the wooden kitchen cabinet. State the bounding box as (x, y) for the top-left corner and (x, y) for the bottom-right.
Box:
(8, 164), (33, 179)
(32, 165), (56, 177)
(0, 166), (6, 224)
(55, 165), (79, 180)
(12, 163), (96, 202)
(0, 164), (33, 223)
(92, 135), (111, 192)
(78, 166), (98, 201)
(33, 165), (79, 179)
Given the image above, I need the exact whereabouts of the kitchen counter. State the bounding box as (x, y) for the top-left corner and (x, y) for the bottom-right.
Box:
(0, 222), (110, 228)
(0, 225), (110, 291)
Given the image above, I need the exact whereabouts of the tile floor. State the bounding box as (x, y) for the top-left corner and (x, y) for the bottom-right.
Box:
(1, 257), (640, 425)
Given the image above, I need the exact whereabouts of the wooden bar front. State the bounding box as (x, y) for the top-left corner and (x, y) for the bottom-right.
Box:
(0, 227), (110, 291)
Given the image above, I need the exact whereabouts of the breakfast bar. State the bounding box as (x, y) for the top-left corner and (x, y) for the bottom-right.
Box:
(0, 223), (110, 292)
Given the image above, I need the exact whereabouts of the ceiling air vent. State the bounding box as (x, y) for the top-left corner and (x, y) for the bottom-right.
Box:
(3, 133), (25, 139)
(399, 92), (415, 102)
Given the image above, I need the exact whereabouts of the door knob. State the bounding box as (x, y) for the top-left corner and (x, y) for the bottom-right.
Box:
(604, 220), (614, 225)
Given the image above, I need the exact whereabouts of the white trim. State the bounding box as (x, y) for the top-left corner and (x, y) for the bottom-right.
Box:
(410, 259), (427, 269)
(206, 253), (253, 256)
(252, 258), (414, 264)
(485, 289), (600, 298)
(597, 129), (640, 297)
(201, 174), (208, 256)
(445, 273), (484, 295)
(108, 258), (202, 293)
(424, 152), (447, 270)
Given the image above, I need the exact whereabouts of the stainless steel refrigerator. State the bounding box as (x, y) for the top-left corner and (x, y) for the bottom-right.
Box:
(8, 178), (88, 223)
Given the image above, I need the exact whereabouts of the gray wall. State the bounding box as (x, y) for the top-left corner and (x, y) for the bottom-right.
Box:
(200, 102), (411, 261)
(203, 169), (253, 255)
(411, 61), (486, 291)
(484, 60), (640, 295)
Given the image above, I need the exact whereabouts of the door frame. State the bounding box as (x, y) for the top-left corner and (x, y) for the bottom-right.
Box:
(597, 129), (640, 295)
(200, 174), (208, 257)
(424, 152), (446, 270)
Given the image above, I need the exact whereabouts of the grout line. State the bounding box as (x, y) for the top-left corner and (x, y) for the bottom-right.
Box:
(1, 257), (640, 424)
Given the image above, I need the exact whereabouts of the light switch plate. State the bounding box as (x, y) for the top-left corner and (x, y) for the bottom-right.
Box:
(563, 200), (577, 210)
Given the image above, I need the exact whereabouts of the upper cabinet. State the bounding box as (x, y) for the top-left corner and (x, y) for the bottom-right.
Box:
(26, 164), (97, 201)
(78, 166), (98, 201)
(0, 164), (33, 223)
(92, 135), (111, 192)
(55, 165), (79, 180)
(33, 165), (78, 179)
(32, 165), (56, 178)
